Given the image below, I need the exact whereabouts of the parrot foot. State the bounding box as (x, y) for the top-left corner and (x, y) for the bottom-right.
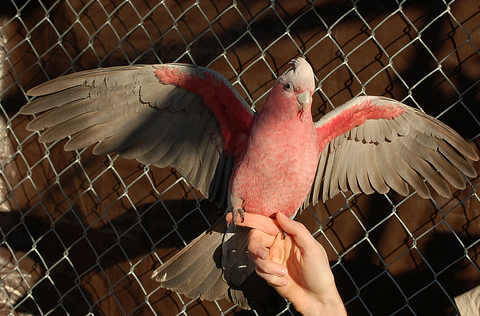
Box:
(228, 208), (245, 227)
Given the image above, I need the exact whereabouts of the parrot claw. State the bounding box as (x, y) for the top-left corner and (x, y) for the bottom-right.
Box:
(228, 208), (245, 227)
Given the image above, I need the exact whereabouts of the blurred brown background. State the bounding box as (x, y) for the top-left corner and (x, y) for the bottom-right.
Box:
(1, 0), (479, 315)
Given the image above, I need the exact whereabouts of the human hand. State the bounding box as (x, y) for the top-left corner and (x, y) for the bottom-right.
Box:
(226, 212), (346, 316)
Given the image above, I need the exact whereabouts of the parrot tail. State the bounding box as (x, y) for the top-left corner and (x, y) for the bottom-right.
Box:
(151, 217), (286, 311)
(151, 218), (229, 301)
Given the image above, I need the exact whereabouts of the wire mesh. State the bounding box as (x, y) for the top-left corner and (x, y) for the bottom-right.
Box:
(1, 0), (480, 315)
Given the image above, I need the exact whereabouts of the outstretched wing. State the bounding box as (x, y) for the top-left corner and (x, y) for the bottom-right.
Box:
(20, 64), (255, 206)
(309, 96), (478, 205)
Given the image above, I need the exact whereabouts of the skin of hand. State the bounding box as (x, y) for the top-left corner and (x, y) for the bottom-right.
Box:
(226, 212), (347, 316)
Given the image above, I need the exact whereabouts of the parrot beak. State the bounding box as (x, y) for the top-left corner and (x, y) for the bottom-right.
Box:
(296, 90), (310, 111)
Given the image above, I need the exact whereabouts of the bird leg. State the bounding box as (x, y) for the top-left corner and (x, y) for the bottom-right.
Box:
(227, 195), (245, 227)
(228, 207), (245, 227)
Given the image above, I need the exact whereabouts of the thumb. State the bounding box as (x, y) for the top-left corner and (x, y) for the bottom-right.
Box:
(276, 212), (316, 251)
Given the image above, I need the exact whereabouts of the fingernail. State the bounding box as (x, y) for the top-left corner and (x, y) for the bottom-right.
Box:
(280, 278), (289, 286)
(276, 267), (286, 276)
(277, 212), (287, 219)
(257, 248), (267, 260)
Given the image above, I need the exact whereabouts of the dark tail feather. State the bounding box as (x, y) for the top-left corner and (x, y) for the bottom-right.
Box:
(151, 219), (228, 300)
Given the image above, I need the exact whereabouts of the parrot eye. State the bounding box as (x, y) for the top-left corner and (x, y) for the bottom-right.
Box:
(284, 82), (294, 92)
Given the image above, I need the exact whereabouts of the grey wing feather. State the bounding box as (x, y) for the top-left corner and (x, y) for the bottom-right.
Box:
(346, 141), (361, 195)
(355, 140), (374, 195)
(308, 95), (478, 206)
(365, 141), (388, 194)
(37, 101), (137, 144)
(310, 146), (328, 206)
(20, 86), (91, 115)
(375, 142), (409, 196)
(20, 64), (255, 206)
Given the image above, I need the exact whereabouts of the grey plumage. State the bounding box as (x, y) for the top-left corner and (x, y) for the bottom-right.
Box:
(20, 64), (254, 208)
(311, 96), (478, 203)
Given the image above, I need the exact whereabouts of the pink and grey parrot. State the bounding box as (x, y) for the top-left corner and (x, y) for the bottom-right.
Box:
(20, 57), (478, 310)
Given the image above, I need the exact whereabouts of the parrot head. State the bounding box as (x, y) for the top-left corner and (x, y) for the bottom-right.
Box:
(263, 57), (315, 121)
(278, 57), (315, 112)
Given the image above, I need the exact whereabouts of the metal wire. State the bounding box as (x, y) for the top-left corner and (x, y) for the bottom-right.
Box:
(1, 0), (480, 315)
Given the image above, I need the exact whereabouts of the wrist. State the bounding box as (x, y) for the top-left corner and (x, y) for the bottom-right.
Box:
(295, 294), (346, 316)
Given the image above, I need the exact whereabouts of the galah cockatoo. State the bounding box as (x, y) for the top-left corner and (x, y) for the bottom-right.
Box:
(20, 57), (478, 310)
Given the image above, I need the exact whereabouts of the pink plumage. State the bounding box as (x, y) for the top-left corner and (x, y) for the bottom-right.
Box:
(229, 58), (319, 219)
(154, 65), (253, 154)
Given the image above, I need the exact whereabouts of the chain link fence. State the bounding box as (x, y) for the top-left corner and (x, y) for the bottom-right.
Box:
(1, 0), (480, 315)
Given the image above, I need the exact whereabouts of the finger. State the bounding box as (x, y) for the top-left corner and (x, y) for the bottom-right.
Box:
(247, 229), (275, 260)
(276, 212), (319, 251)
(256, 268), (289, 287)
(268, 231), (292, 263)
(254, 262), (289, 287)
(225, 212), (235, 223)
(226, 212), (282, 236)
